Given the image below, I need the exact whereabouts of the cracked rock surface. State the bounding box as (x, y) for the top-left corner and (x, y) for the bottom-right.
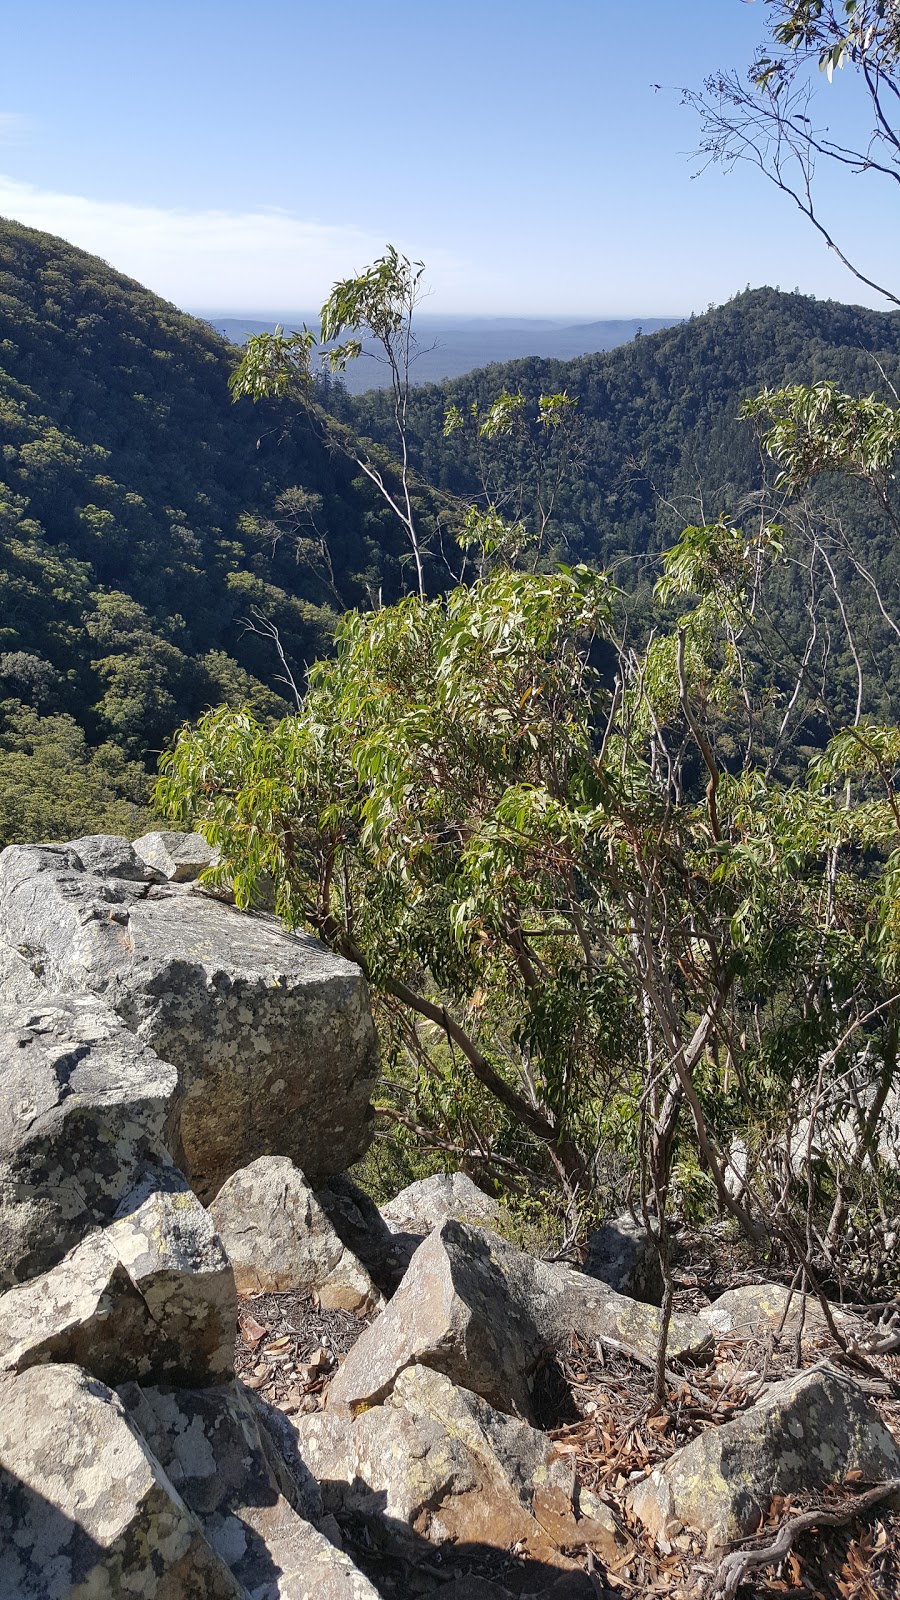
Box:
(0, 837), (379, 1198)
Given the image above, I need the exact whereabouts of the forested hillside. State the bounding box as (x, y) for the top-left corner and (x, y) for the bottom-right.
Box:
(0, 221), (441, 840)
(337, 288), (900, 554)
(3, 219), (900, 843)
(331, 288), (900, 730)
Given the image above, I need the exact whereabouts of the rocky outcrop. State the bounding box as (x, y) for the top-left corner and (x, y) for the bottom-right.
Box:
(327, 1219), (710, 1420)
(294, 1363), (622, 1576)
(0, 1363), (245, 1599)
(0, 837), (388, 1598)
(209, 1157), (382, 1312)
(0, 996), (180, 1290)
(4, 832), (896, 1596)
(584, 1213), (663, 1305)
(628, 1364), (900, 1550)
(0, 837), (379, 1199)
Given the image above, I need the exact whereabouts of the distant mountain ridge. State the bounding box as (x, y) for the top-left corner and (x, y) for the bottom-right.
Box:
(1, 217), (899, 843)
(200, 312), (679, 392)
(334, 285), (900, 732)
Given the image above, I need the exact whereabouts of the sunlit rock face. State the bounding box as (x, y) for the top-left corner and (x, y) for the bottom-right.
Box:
(0, 836), (379, 1200)
(628, 1364), (900, 1550)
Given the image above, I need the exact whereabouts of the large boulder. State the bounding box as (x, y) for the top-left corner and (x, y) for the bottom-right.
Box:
(328, 1220), (709, 1420)
(628, 1364), (900, 1550)
(209, 1156), (382, 1312)
(0, 1173), (235, 1386)
(121, 1378), (380, 1599)
(0, 995), (179, 1290)
(583, 1214), (663, 1306)
(0, 839), (380, 1200)
(294, 1363), (621, 1575)
(0, 1363), (244, 1599)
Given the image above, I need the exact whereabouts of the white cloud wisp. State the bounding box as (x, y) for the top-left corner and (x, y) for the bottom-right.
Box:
(0, 174), (445, 310)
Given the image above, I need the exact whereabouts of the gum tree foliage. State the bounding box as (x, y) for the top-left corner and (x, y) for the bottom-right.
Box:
(158, 510), (900, 1283)
(685, 0), (900, 307)
(229, 248), (432, 598)
(444, 388), (584, 569)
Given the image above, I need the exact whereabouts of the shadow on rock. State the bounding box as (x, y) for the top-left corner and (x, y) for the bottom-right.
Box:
(325, 1479), (616, 1600)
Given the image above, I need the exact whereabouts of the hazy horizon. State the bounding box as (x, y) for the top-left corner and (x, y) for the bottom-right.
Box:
(3, 2), (898, 319)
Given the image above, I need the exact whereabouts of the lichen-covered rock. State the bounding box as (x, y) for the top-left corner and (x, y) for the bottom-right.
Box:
(381, 1171), (502, 1232)
(0, 1173), (235, 1385)
(327, 1220), (709, 1420)
(584, 1214), (663, 1306)
(628, 1365), (900, 1549)
(698, 1283), (846, 1342)
(132, 830), (218, 882)
(120, 1378), (380, 1599)
(294, 1364), (621, 1574)
(0, 1362), (243, 1599)
(0, 840), (379, 1199)
(210, 1156), (381, 1311)
(315, 1172), (414, 1297)
(0, 996), (180, 1290)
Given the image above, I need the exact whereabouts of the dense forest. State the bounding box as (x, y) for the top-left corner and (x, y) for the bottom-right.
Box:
(328, 287), (900, 733)
(0, 220), (446, 840)
(3, 219), (900, 841)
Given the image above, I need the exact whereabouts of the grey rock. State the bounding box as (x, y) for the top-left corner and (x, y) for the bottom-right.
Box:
(121, 1378), (380, 1598)
(210, 1156), (382, 1311)
(132, 830), (218, 882)
(584, 1213), (663, 1305)
(0, 996), (180, 1290)
(697, 1283), (847, 1343)
(315, 1172), (412, 1296)
(327, 1219), (709, 1420)
(375, 1172), (502, 1289)
(0, 840), (380, 1199)
(246, 1390), (325, 1525)
(0, 937), (45, 1005)
(0, 1172), (235, 1385)
(380, 1170), (501, 1231)
(294, 1364), (620, 1571)
(69, 834), (159, 882)
(628, 1364), (900, 1550)
(0, 1362), (243, 1599)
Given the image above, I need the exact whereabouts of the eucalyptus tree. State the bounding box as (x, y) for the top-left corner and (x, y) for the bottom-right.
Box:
(157, 506), (900, 1298)
(229, 247), (431, 597)
(685, 0), (900, 307)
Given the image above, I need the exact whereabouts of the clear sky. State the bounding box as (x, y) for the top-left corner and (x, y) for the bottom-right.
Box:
(1, 0), (897, 317)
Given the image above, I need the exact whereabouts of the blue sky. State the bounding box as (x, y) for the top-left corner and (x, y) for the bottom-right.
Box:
(1, 0), (897, 316)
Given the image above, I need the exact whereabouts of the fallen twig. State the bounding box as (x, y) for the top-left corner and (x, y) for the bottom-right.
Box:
(709, 1479), (900, 1598)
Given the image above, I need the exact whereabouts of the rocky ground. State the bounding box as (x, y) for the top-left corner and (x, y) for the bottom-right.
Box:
(1, 833), (900, 1600)
(231, 1265), (900, 1600)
